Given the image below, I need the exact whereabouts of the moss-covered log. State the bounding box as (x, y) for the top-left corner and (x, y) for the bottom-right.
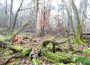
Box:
(42, 51), (73, 63)
(42, 40), (67, 47)
(0, 41), (32, 57)
(39, 40), (73, 63)
(41, 40), (68, 53)
(10, 45), (32, 56)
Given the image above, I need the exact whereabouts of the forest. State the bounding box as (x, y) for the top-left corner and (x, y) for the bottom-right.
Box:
(0, 0), (90, 65)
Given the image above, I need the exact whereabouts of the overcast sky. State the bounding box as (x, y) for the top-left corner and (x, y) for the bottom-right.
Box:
(0, 0), (80, 11)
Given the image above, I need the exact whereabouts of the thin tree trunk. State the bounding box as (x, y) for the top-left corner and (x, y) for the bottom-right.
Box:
(9, 0), (13, 30)
(10, 0), (24, 34)
(69, 0), (81, 38)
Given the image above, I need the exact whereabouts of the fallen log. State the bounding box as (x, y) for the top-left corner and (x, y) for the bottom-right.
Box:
(0, 41), (32, 65)
(9, 45), (32, 57)
(42, 40), (68, 46)
(42, 51), (73, 63)
(0, 41), (32, 57)
(39, 40), (73, 63)
(41, 40), (68, 53)
(42, 40), (67, 46)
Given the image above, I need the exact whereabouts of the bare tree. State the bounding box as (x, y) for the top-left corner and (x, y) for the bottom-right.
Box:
(9, 0), (13, 31)
(80, 0), (88, 32)
(36, 0), (51, 36)
(10, 0), (24, 34)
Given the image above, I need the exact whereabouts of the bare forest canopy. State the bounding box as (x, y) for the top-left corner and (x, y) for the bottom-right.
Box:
(0, 0), (90, 36)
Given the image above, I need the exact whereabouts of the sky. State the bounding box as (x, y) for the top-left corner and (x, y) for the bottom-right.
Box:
(0, 0), (80, 11)
(0, 0), (20, 10)
(0, 0), (31, 11)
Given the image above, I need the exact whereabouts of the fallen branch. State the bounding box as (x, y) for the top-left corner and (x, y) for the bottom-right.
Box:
(3, 55), (22, 65)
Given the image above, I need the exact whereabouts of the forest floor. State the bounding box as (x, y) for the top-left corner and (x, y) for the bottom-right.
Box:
(0, 33), (90, 65)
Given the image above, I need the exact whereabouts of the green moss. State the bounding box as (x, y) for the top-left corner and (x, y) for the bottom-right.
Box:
(43, 51), (72, 63)
(21, 48), (32, 56)
(32, 58), (40, 65)
(82, 48), (90, 55)
(10, 45), (23, 52)
(73, 55), (90, 65)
